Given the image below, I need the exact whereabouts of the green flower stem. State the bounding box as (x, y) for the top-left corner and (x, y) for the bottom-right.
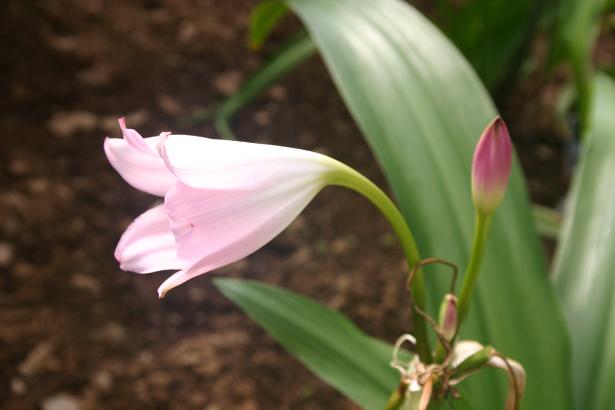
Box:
(328, 164), (432, 363)
(384, 382), (409, 410)
(433, 340), (447, 364)
(451, 345), (493, 379)
(457, 211), (493, 325)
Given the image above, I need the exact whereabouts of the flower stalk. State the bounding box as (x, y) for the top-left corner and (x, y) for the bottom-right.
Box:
(327, 164), (432, 363)
(457, 211), (493, 324)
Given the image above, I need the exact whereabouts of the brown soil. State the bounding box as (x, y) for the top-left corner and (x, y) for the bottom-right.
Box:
(0, 1), (574, 409)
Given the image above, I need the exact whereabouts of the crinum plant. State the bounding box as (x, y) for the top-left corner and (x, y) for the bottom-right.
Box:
(105, 0), (615, 409)
(107, 112), (524, 409)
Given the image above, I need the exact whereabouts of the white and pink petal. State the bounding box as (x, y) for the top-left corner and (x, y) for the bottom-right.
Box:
(157, 181), (322, 297)
(104, 124), (176, 196)
(115, 205), (189, 273)
(160, 134), (335, 190)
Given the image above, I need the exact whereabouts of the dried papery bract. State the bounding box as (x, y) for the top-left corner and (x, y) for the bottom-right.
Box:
(490, 353), (526, 410)
(387, 337), (526, 410)
(388, 334), (441, 410)
(389, 255), (525, 410)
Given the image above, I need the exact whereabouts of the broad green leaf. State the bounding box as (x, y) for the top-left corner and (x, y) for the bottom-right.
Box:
(215, 278), (478, 410)
(435, 0), (544, 90)
(214, 31), (315, 140)
(217, 0), (544, 136)
(214, 278), (404, 409)
(552, 0), (607, 131)
(283, 0), (571, 409)
(249, 0), (289, 49)
(553, 73), (615, 410)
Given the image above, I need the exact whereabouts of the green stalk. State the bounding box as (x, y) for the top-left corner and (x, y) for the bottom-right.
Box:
(451, 345), (493, 379)
(384, 382), (409, 410)
(214, 31), (316, 140)
(327, 164), (432, 363)
(457, 211), (493, 324)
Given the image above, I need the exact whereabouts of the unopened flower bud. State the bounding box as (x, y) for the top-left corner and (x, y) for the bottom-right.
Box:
(472, 116), (512, 214)
(438, 294), (458, 341)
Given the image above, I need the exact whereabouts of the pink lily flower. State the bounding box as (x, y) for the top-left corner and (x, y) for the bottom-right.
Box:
(105, 119), (343, 297)
(471, 116), (513, 214)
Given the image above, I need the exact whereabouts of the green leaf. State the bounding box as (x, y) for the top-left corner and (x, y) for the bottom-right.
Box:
(532, 204), (562, 240)
(214, 31), (316, 140)
(214, 278), (403, 410)
(249, 0), (290, 50)
(552, 0), (607, 131)
(283, 0), (571, 408)
(553, 73), (615, 410)
(435, 0), (545, 90)
(216, 1), (546, 138)
(218, 0), (544, 135)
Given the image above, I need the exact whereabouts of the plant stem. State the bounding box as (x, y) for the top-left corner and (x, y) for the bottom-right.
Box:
(457, 211), (493, 325)
(384, 382), (409, 410)
(328, 164), (432, 363)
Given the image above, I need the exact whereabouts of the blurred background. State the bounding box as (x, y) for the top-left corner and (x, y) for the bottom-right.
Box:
(0, 0), (612, 409)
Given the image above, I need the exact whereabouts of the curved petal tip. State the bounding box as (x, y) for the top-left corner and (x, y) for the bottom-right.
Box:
(157, 274), (180, 298)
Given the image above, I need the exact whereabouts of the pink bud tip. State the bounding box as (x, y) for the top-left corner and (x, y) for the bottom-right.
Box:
(471, 116), (513, 214)
(438, 294), (458, 341)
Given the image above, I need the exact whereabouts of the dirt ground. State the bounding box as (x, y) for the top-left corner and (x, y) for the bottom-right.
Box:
(0, 1), (575, 409)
